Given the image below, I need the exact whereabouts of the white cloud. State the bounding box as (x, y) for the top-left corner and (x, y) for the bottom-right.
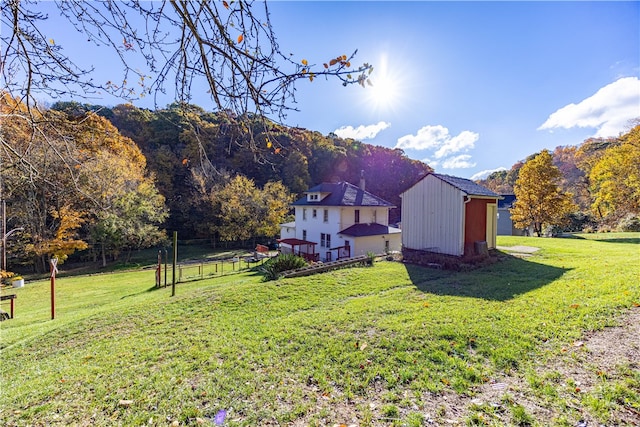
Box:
(442, 155), (476, 169)
(395, 125), (479, 159)
(421, 157), (438, 168)
(396, 125), (451, 150)
(333, 121), (391, 140)
(538, 76), (640, 137)
(433, 131), (479, 159)
(470, 167), (507, 181)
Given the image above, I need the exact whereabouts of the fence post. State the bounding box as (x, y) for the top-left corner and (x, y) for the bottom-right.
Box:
(50, 257), (58, 320)
(164, 249), (168, 287)
(156, 250), (162, 288)
(171, 231), (177, 297)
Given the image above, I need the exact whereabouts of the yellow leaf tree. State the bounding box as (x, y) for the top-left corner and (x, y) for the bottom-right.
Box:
(510, 150), (577, 236)
(28, 205), (88, 263)
(587, 125), (640, 222)
(211, 176), (292, 246)
(1, 94), (167, 271)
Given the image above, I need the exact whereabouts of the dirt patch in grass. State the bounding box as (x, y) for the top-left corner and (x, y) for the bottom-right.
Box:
(461, 307), (640, 425)
(496, 245), (540, 254)
(497, 245), (541, 258)
(290, 308), (640, 426)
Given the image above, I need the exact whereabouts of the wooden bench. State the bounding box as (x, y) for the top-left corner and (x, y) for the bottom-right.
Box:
(0, 294), (17, 320)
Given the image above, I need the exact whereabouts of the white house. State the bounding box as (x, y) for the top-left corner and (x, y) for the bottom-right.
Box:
(278, 178), (401, 261)
(401, 173), (501, 257)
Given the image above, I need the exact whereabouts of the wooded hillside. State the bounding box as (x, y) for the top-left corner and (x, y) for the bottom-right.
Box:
(3, 95), (637, 273)
(2, 98), (430, 272)
(50, 101), (432, 231)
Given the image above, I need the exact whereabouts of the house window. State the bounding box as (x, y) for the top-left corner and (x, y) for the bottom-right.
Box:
(354, 209), (360, 224)
(303, 209), (307, 220)
(320, 233), (332, 248)
(384, 240), (390, 253)
(323, 209), (329, 222)
(344, 240), (350, 247)
(372, 210), (377, 223)
(302, 230), (307, 241)
(312, 209), (317, 218)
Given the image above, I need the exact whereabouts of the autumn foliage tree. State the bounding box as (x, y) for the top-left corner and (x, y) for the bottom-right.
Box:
(210, 175), (292, 246)
(27, 205), (88, 266)
(1, 94), (167, 271)
(583, 125), (640, 223)
(510, 150), (577, 236)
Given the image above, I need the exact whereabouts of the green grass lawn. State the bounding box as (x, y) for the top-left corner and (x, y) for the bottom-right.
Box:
(1, 234), (638, 426)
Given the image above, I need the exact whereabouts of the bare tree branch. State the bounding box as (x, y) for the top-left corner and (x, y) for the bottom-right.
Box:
(1, 0), (372, 119)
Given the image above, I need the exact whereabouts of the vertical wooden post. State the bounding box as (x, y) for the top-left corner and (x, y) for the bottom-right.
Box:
(171, 231), (177, 297)
(164, 248), (168, 287)
(156, 250), (162, 288)
(50, 257), (58, 320)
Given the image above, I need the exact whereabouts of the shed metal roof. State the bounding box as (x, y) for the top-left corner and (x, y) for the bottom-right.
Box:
(432, 173), (500, 198)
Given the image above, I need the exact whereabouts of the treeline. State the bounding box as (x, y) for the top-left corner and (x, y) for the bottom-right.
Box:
(5, 92), (636, 274)
(477, 123), (640, 232)
(72, 102), (430, 231)
(2, 96), (430, 273)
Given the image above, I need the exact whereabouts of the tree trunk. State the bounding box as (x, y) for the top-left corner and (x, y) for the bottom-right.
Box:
(534, 223), (543, 237)
(101, 242), (107, 267)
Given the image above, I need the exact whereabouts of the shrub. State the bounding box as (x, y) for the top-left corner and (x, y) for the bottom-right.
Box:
(564, 211), (598, 232)
(260, 253), (307, 281)
(617, 214), (640, 232)
(366, 251), (376, 266)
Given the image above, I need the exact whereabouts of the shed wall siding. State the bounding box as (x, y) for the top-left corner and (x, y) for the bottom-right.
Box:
(401, 175), (465, 256)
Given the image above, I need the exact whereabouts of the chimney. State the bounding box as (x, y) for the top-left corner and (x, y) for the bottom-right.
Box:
(359, 170), (365, 191)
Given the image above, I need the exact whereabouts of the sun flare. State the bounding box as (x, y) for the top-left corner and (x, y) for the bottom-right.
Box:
(365, 54), (404, 112)
(369, 75), (398, 107)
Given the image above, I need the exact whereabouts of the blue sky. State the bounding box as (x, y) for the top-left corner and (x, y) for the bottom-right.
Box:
(26, 1), (640, 180)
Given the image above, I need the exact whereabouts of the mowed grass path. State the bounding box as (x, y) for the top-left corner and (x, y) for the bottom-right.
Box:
(1, 234), (638, 426)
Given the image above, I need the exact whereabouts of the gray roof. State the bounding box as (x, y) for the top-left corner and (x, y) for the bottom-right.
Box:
(432, 173), (500, 198)
(339, 223), (401, 237)
(498, 194), (516, 209)
(292, 182), (395, 207)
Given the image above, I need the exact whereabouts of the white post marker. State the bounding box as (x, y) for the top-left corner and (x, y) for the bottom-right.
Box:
(50, 257), (58, 320)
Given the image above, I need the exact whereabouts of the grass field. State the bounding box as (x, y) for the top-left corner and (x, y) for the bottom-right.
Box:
(1, 234), (638, 426)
